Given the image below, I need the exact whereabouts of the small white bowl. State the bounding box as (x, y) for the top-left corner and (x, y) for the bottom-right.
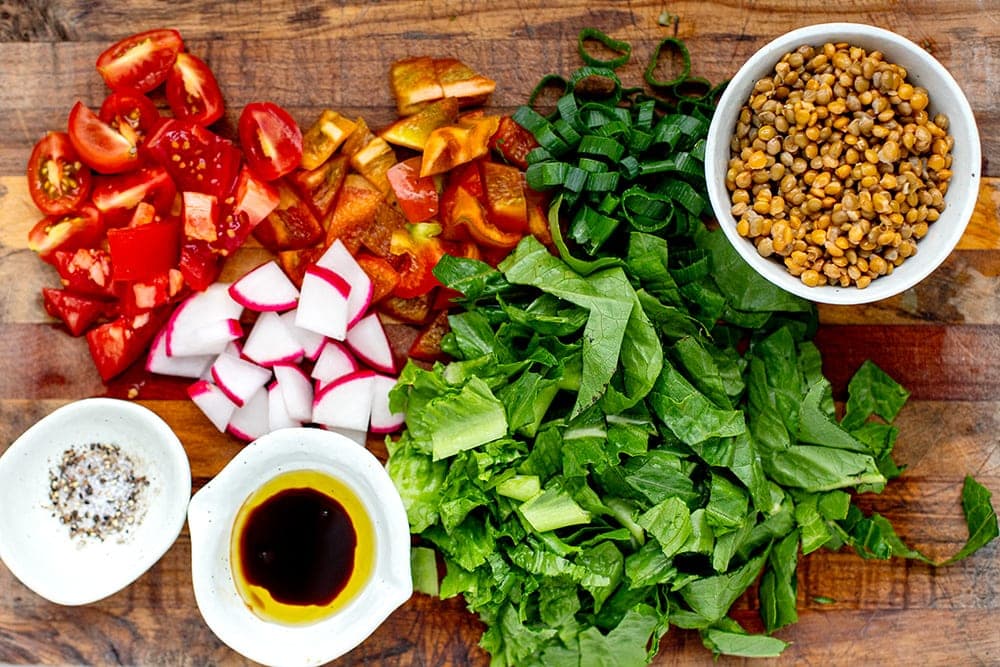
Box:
(187, 427), (411, 667)
(0, 398), (191, 605)
(705, 22), (981, 304)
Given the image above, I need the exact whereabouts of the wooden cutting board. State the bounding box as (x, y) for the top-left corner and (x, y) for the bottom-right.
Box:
(0, 1), (997, 664)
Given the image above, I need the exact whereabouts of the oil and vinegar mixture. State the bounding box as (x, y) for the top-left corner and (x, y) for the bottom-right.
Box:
(230, 469), (375, 625)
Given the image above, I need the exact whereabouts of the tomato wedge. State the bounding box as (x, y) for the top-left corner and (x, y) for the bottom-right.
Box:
(91, 165), (177, 222)
(27, 204), (104, 264)
(27, 132), (92, 215)
(146, 119), (241, 199)
(386, 157), (439, 223)
(99, 89), (161, 149)
(42, 288), (117, 337)
(165, 53), (224, 126)
(96, 28), (184, 93)
(67, 101), (140, 174)
(108, 220), (180, 281)
(238, 102), (303, 181)
(86, 310), (169, 381)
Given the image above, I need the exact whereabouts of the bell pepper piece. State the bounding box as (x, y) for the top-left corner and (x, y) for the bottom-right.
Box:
(483, 161), (528, 233)
(526, 190), (555, 250)
(420, 115), (501, 177)
(42, 287), (117, 337)
(350, 137), (397, 194)
(381, 97), (459, 151)
(390, 56), (446, 116)
(340, 117), (376, 159)
(356, 253), (401, 304)
(287, 154), (348, 222)
(408, 308), (451, 362)
(450, 185), (522, 249)
(108, 219), (180, 281)
(276, 246), (325, 288)
(489, 115), (540, 170)
(361, 201), (408, 258)
(377, 292), (435, 325)
(389, 222), (445, 299)
(434, 58), (496, 106)
(387, 157), (439, 223)
(253, 180), (324, 251)
(325, 174), (384, 254)
(300, 110), (356, 170)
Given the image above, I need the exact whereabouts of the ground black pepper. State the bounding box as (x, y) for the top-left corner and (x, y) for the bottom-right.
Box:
(48, 442), (149, 541)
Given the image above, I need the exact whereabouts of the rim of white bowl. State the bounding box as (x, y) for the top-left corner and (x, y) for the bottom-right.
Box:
(705, 22), (981, 305)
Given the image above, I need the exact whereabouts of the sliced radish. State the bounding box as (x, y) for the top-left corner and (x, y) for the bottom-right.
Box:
(210, 353), (273, 407)
(279, 309), (325, 361)
(165, 283), (243, 353)
(146, 327), (214, 378)
(228, 260), (300, 312)
(370, 373), (405, 433)
(273, 364), (314, 423)
(168, 317), (243, 357)
(346, 312), (396, 374)
(188, 379), (237, 432)
(268, 382), (301, 431)
(315, 239), (374, 328)
(312, 369), (376, 432)
(227, 387), (270, 442)
(311, 340), (359, 386)
(295, 265), (351, 340)
(242, 311), (305, 366)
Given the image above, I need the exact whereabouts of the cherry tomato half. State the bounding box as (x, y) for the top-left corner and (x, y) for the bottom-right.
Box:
(99, 88), (161, 149)
(91, 165), (177, 222)
(67, 101), (140, 174)
(238, 102), (303, 181)
(26, 132), (92, 216)
(27, 204), (104, 264)
(96, 28), (185, 93)
(165, 52), (224, 126)
(146, 119), (242, 199)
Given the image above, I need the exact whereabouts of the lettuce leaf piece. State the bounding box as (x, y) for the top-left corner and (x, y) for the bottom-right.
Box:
(842, 360), (910, 431)
(648, 361), (745, 445)
(759, 529), (800, 632)
(701, 628), (788, 658)
(678, 549), (769, 622)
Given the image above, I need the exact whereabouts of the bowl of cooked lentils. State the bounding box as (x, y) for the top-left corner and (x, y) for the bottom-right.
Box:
(705, 22), (981, 304)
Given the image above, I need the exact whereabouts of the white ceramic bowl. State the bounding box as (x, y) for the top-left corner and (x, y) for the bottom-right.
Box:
(187, 427), (412, 667)
(705, 22), (981, 304)
(0, 398), (191, 605)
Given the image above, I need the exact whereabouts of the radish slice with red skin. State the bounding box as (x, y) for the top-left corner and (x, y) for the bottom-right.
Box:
(241, 311), (304, 366)
(228, 260), (299, 312)
(346, 312), (396, 374)
(295, 265), (351, 340)
(146, 327), (214, 378)
(165, 283), (243, 353)
(370, 373), (405, 433)
(273, 363), (313, 423)
(227, 387), (270, 442)
(188, 379), (237, 432)
(279, 309), (325, 361)
(168, 318), (243, 357)
(267, 382), (301, 431)
(315, 239), (374, 328)
(312, 369), (376, 432)
(210, 353), (272, 407)
(311, 340), (358, 386)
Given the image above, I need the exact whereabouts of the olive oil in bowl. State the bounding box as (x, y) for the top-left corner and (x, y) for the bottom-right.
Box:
(230, 469), (375, 625)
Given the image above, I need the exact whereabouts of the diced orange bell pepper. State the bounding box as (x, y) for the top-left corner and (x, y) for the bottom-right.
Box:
(434, 58), (496, 106)
(381, 97), (460, 151)
(276, 246), (325, 288)
(526, 189), (555, 250)
(287, 154), (349, 222)
(325, 174), (383, 254)
(420, 115), (500, 177)
(340, 116), (376, 159)
(408, 309), (451, 362)
(350, 137), (397, 194)
(361, 201), (408, 258)
(450, 185), (522, 249)
(483, 161), (528, 233)
(390, 57), (446, 116)
(252, 180), (324, 251)
(389, 222), (445, 299)
(378, 292), (435, 325)
(355, 253), (400, 304)
(300, 110), (356, 170)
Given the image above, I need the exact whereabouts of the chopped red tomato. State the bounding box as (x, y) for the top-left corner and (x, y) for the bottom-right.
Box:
(91, 165), (177, 225)
(181, 191), (219, 242)
(96, 29), (184, 93)
(42, 287), (117, 336)
(386, 157), (438, 223)
(238, 102), (303, 181)
(178, 240), (221, 291)
(118, 269), (185, 315)
(325, 174), (382, 254)
(52, 247), (115, 298)
(108, 219), (180, 281)
(489, 115), (539, 170)
(67, 102), (139, 174)
(28, 204), (104, 264)
(86, 310), (168, 381)
(27, 132), (92, 216)
(389, 223), (445, 299)
(146, 119), (241, 199)
(99, 89), (161, 150)
(483, 161), (528, 233)
(165, 52), (224, 126)
(287, 154), (348, 222)
(211, 168), (280, 256)
(252, 181), (324, 251)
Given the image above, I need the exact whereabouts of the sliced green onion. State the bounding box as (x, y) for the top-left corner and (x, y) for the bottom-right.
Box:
(563, 166), (589, 193)
(568, 66), (622, 102)
(526, 162), (570, 190)
(586, 171), (620, 192)
(570, 205), (620, 253)
(552, 118), (582, 146)
(645, 37), (691, 88)
(527, 73), (569, 109)
(578, 135), (625, 162)
(557, 94), (585, 132)
(577, 28), (632, 69)
(658, 180), (705, 216)
(526, 146), (553, 165)
(577, 157), (607, 173)
(620, 155), (640, 179)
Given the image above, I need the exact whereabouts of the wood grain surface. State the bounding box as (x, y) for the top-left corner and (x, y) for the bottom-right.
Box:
(0, 1), (998, 665)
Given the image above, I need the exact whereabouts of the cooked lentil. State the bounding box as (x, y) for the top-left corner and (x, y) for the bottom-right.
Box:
(727, 41), (954, 288)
